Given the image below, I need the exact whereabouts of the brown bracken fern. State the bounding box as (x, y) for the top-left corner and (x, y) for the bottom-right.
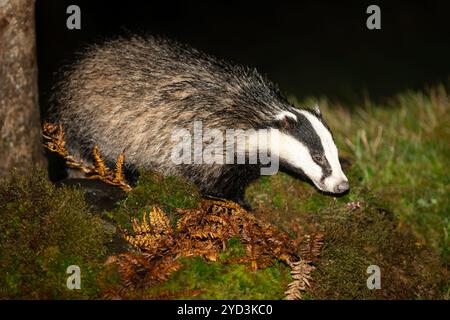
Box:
(42, 122), (132, 192)
(106, 199), (323, 299)
(284, 259), (315, 300)
(284, 232), (324, 300)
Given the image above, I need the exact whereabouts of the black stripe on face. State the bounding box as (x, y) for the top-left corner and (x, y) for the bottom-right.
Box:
(273, 110), (333, 181)
(318, 157), (332, 183)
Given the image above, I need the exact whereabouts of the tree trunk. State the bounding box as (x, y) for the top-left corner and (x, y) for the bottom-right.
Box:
(0, 0), (46, 178)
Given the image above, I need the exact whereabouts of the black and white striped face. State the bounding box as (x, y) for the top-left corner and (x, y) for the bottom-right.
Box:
(272, 107), (349, 194)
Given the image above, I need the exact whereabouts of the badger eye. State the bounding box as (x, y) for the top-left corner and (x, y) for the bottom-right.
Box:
(312, 154), (323, 163)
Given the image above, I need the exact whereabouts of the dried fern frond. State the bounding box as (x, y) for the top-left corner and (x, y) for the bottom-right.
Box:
(105, 252), (181, 292)
(122, 207), (174, 252)
(284, 233), (324, 300)
(93, 145), (109, 176)
(114, 152), (126, 183)
(284, 259), (315, 300)
(85, 147), (132, 192)
(149, 206), (171, 233)
(300, 233), (324, 262)
(42, 122), (68, 157)
(177, 199), (300, 271)
(107, 199), (322, 299)
(42, 122), (132, 192)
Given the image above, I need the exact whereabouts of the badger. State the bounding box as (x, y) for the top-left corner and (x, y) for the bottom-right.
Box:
(50, 36), (349, 206)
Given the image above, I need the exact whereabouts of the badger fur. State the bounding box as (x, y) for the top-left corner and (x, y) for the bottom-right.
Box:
(50, 36), (349, 205)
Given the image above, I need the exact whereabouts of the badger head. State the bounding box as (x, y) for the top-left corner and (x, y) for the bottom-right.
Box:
(272, 106), (349, 194)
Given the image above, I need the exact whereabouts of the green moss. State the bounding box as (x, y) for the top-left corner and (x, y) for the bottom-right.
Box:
(0, 170), (111, 299)
(311, 199), (446, 299)
(107, 171), (200, 230)
(142, 239), (291, 300)
(219, 237), (246, 261)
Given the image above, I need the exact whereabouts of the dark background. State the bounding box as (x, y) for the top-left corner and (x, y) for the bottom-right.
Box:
(36, 0), (450, 118)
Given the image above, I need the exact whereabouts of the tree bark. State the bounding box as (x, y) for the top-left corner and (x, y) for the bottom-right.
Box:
(0, 0), (46, 178)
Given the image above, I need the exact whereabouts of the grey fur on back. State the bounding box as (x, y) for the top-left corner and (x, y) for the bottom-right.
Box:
(51, 36), (295, 199)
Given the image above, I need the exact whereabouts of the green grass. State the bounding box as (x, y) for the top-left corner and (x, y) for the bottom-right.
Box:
(312, 85), (449, 262)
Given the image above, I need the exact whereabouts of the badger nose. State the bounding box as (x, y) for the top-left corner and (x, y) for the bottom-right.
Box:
(334, 181), (349, 194)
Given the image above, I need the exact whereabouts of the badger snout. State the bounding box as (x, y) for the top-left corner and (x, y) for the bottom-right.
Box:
(333, 180), (349, 194)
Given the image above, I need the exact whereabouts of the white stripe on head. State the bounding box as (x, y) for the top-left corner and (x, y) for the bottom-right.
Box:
(277, 131), (324, 182)
(244, 128), (323, 179)
(299, 110), (348, 192)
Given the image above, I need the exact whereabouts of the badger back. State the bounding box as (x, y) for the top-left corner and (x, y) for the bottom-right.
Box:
(50, 36), (287, 168)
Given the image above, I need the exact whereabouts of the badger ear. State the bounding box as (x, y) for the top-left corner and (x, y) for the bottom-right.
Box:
(273, 111), (297, 129)
(275, 111), (298, 122)
(313, 104), (321, 115)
